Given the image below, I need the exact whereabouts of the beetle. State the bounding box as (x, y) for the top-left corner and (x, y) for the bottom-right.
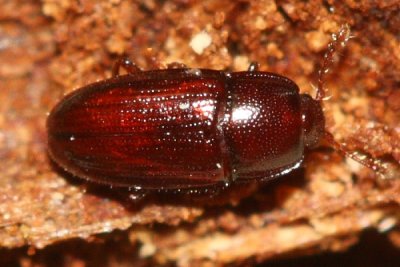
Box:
(47, 25), (379, 202)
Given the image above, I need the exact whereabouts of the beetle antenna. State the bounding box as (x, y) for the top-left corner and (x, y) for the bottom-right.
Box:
(316, 24), (352, 101)
(318, 26), (387, 175)
(324, 132), (386, 176)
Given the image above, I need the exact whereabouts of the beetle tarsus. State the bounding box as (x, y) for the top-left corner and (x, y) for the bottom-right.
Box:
(248, 62), (260, 72)
(112, 58), (142, 77)
(167, 62), (188, 69)
(127, 191), (147, 202)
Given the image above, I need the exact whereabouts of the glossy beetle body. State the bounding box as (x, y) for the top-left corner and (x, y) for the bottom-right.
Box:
(47, 67), (324, 190)
(48, 25), (382, 201)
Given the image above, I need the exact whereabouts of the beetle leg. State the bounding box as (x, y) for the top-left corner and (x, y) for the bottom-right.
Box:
(181, 181), (259, 206)
(248, 62), (260, 72)
(127, 191), (147, 202)
(112, 58), (142, 77)
(167, 62), (188, 69)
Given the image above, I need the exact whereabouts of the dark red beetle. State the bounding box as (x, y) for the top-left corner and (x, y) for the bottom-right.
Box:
(47, 25), (379, 200)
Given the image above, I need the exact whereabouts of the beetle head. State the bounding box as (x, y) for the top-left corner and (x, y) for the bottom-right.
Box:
(300, 94), (325, 149)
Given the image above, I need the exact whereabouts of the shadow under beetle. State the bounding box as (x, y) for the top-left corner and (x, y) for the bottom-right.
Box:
(47, 25), (382, 203)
